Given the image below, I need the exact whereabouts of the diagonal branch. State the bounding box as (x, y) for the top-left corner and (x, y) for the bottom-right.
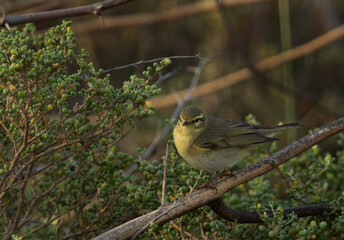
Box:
(0, 0), (135, 26)
(92, 117), (344, 240)
(150, 23), (344, 109)
(72, 0), (270, 33)
(216, 1), (339, 123)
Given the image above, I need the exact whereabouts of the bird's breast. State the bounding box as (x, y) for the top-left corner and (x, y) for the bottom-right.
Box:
(173, 127), (193, 157)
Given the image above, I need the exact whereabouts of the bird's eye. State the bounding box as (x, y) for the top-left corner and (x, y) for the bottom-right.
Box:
(194, 118), (203, 124)
(193, 116), (204, 125)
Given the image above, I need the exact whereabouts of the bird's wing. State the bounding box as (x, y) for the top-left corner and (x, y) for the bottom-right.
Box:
(194, 116), (276, 150)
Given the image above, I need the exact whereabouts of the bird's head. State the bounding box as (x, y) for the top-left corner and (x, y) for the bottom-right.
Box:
(178, 106), (206, 130)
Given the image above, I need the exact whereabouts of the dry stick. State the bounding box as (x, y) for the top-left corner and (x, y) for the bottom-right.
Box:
(161, 141), (169, 206)
(0, 0), (135, 26)
(23, 190), (96, 238)
(72, 0), (270, 33)
(150, 23), (344, 109)
(103, 55), (201, 73)
(61, 189), (122, 240)
(153, 67), (181, 86)
(92, 116), (344, 240)
(170, 221), (199, 240)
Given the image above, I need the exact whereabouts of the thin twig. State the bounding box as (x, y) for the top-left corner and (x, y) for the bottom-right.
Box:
(153, 67), (181, 86)
(276, 166), (292, 191)
(170, 221), (199, 240)
(161, 141), (169, 206)
(103, 55), (201, 73)
(199, 221), (207, 240)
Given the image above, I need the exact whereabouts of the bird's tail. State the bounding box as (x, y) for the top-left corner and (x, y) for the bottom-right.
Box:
(257, 123), (299, 137)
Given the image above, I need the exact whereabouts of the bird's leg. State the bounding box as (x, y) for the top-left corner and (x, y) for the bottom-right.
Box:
(196, 171), (223, 190)
(216, 170), (227, 179)
(196, 169), (236, 190)
(220, 168), (236, 180)
(196, 179), (217, 191)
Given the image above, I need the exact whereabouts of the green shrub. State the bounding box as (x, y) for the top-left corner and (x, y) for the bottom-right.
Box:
(0, 21), (169, 239)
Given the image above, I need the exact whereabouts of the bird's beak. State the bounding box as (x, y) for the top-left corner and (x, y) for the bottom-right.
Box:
(182, 121), (189, 126)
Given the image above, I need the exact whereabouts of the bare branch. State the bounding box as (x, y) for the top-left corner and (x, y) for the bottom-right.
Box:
(72, 0), (270, 33)
(1, 0), (135, 27)
(153, 67), (181, 86)
(161, 141), (169, 206)
(103, 55), (201, 73)
(93, 116), (344, 240)
(150, 23), (344, 109)
(216, 0), (340, 124)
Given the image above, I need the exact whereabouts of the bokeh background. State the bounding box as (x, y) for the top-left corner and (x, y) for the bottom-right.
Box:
(3, 0), (344, 157)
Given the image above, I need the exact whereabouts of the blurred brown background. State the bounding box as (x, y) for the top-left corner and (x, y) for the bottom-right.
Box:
(3, 0), (344, 157)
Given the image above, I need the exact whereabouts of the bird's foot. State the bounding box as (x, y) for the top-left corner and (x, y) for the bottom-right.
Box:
(190, 170), (236, 193)
(195, 180), (218, 192)
(216, 169), (236, 180)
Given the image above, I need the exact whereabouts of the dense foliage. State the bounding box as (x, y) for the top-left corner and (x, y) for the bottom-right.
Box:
(0, 21), (168, 239)
(0, 22), (343, 240)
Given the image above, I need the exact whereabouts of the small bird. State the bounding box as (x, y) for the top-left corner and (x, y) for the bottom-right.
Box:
(173, 106), (298, 172)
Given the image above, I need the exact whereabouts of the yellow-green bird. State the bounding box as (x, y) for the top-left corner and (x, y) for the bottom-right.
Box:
(173, 106), (298, 172)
